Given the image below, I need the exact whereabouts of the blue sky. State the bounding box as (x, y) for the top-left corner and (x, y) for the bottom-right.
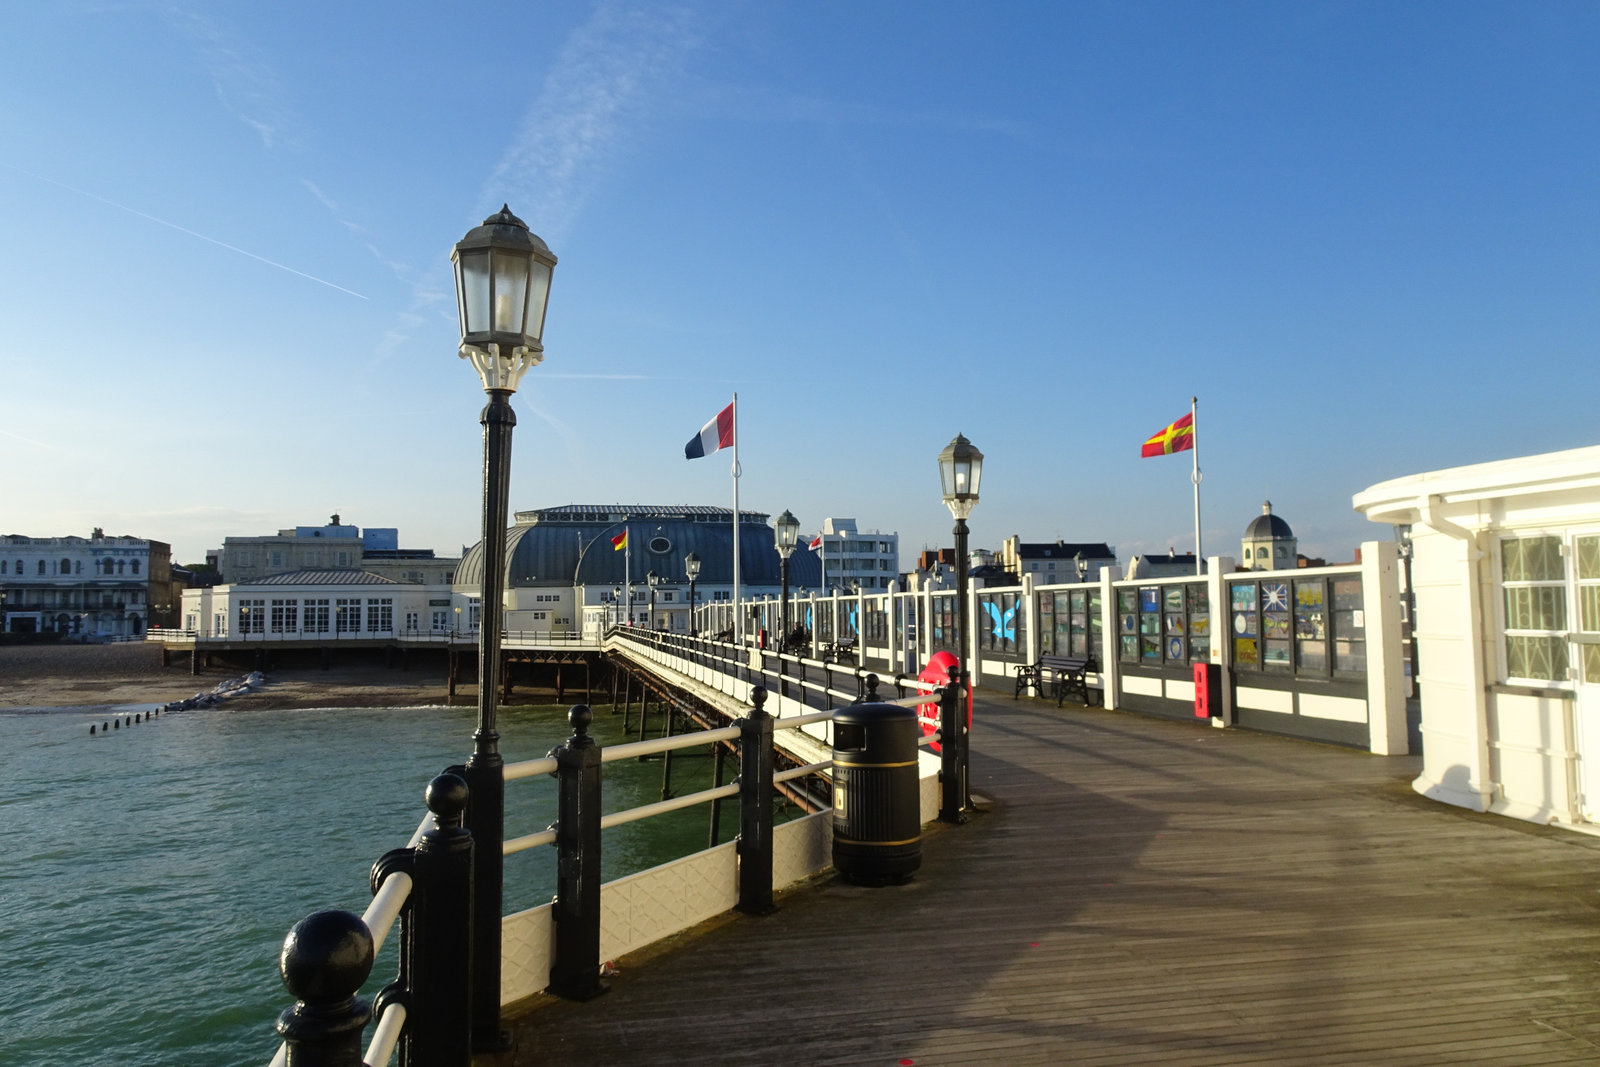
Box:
(3, 1), (1597, 568)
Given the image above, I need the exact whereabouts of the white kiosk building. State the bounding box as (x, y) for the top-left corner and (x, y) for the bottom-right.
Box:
(1355, 443), (1600, 830)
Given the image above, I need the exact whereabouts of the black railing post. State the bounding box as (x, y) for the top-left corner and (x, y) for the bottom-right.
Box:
(401, 773), (474, 1065)
(549, 705), (607, 1000)
(736, 685), (776, 915)
(939, 665), (968, 824)
(276, 910), (375, 1067)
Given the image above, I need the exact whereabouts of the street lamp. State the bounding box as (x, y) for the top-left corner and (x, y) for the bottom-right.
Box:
(684, 552), (702, 636)
(774, 509), (799, 647)
(646, 570), (660, 630)
(937, 432), (982, 823)
(453, 204), (556, 1049)
(613, 585), (623, 629)
(1074, 551), (1087, 583)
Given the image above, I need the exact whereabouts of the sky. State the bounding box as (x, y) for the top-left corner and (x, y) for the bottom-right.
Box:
(3, 1), (1598, 569)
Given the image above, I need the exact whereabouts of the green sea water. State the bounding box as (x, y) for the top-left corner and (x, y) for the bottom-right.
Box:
(0, 700), (729, 1066)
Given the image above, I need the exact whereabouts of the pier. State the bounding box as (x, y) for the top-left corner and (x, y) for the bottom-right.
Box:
(497, 688), (1600, 1065)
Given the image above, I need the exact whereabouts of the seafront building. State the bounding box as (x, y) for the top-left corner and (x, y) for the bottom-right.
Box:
(0, 530), (179, 637)
(998, 536), (1117, 584)
(214, 515), (458, 586)
(811, 517), (899, 592)
(454, 504), (822, 636)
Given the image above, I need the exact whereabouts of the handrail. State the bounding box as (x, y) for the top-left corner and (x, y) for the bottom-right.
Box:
(599, 782), (741, 831)
(364, 1003), (407, 1067)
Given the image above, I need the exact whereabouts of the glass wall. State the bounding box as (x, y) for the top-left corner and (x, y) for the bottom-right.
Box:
(1118, 582), (1207, 667)
(1230, 575), (1364, 678)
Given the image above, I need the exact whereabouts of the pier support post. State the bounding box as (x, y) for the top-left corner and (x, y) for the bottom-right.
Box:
(275, 910), (374, 1067)
(550, 705), (607, 1000)
(397, 773), (474, 1065)
(736, 686), (776, 915)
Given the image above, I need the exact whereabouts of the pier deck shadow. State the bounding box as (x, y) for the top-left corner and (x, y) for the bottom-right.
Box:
(499, 693), (1600, 1065)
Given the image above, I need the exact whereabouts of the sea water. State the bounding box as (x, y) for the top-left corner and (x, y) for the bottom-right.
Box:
(0, 700), (726, 1066)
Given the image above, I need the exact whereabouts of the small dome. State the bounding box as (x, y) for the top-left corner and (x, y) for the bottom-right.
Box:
(1244, 500), (1294, 540)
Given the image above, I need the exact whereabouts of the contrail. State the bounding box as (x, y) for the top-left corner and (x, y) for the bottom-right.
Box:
(4, 163), (367, 300)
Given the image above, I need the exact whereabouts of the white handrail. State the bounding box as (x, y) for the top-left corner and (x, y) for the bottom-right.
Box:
(599, 782), (741, 830)
(601, 725), (741, 763)
(504, 828), (556, 855)
(364, 1001), (407, 1066)
(363, 873), (413, 957)
(775, 759), (831, 784)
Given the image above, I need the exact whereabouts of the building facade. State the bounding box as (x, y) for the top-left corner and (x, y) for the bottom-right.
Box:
(812, 517), (899, 592)
(999, 537), (1117, 584)
(1355, 443), (1600, 830)
(181, 570), (454, 639)
(1, 530), (178, 637)
(216, 515), (457, 587)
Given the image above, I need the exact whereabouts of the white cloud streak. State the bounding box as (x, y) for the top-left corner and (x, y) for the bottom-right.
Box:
(484, 1), (704, 243)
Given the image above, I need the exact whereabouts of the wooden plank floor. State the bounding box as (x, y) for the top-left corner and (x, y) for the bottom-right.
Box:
(496, 693), (1600, 1065)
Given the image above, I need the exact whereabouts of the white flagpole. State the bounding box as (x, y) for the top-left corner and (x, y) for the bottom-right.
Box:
(624, 523), (631, 625)
(1191, 396), (1203, 576)
(731, 392), (742, 642)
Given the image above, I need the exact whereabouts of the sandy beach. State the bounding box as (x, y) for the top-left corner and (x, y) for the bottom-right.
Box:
(0, 641), (467, 712)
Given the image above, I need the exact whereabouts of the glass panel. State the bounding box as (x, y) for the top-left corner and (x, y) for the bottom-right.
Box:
(1235, 637), (1259, 667)
(1186, 584), (1209, 613)
(1504, 587), (1567, 631)
(1331, 579), (1362, 613)
(458, 250), (490, 334)
(1165, 634), (1186, 662)
(1140, 587), (1160, 612)
(492, 253), (530, 335)
(1165, 613), (1185, 634)
(525, 260), (552, 342)
(1141, 636), (1161, 662)
(1584, 644), (1600, 684)
(1164, 587), (1184, 613)
(1582, 586), (1600, 634)
(1263, 640), (1292, 668)
(1118, 589), (1137, 614)
(1139, 613), (1160, 636)
(1334, 638), (1367, 674)
(1231, 583), (1256, 610)
(1503, 536), (1563, 582)
(1505, 635), (1568, 681)
(1120, 634), (1138, 662)
(1577, 536), (1600, 581)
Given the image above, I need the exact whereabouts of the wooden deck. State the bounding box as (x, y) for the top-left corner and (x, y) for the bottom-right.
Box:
(496, 692), (1600, 1065)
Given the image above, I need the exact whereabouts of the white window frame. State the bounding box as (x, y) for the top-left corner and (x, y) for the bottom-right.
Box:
(1498, 531), (1572, 687)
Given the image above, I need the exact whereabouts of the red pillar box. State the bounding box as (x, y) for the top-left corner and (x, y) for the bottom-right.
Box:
(1193, 661), (1220, 719)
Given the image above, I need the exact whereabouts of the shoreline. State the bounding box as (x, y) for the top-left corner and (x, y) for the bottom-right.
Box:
(0, 641), (581, 716)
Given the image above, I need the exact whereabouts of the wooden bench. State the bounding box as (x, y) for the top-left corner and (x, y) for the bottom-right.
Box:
(1014, 654), (1099, 706)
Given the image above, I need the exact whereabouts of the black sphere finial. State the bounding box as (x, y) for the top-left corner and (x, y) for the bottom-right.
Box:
(751, 685), (768, 710)
(279, 910), (374, 1002)
(569, 704), (593, 736)
(425, 772), (469, 821)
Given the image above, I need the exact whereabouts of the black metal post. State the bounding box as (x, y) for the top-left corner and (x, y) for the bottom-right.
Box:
(549, 705), (607, 1000)
(939, 664), (967, 823)
(688, 577), (697, 636)
(779, 556), (791, 647)
(398, 773), (474, 1066)
(735, 686), (776, 915)
(276, 910), (375, 1067)
(464, 387), (513, 1052)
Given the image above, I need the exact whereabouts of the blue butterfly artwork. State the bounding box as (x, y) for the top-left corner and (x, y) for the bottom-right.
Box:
(983, 601), (1017, 641)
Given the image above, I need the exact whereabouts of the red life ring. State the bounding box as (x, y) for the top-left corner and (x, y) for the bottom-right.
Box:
(917, 650), (970, 752)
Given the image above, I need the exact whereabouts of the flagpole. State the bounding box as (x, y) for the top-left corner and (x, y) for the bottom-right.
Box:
(731, 392), (741, 643)
(1191, 396), (1203, 576)
(624, 523), (631, 625)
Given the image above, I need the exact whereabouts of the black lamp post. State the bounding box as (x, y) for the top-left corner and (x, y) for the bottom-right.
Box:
(612, 585), (622, 629)
(646, 570), (660, 629)
(452, 204), (556, 1051)
(684, 552), (701, 635)
(774, 509), (799, 644)
(1075, 551), (1087, 583)
(938, 433), (982, 821)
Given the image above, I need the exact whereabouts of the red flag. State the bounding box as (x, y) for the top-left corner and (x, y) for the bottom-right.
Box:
(809, 535), (823, 549)
(610, 530), (628, 551)
(1141, 412), (1194, 457)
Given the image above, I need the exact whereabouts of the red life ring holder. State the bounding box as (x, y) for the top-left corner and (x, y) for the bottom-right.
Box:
(917, 650), (970, 752)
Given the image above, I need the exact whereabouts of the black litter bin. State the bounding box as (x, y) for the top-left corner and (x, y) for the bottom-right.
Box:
(832, 701), (921, 885)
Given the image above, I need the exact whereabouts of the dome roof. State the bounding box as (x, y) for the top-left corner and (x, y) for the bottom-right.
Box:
(1244, 500), (1294, 540)
(455, 506), (824, 591)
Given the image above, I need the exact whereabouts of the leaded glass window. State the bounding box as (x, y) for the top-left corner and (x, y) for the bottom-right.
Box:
(1502, 535), (1567, 682)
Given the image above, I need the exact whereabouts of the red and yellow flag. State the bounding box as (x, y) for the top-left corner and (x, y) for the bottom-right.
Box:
(1141, 412), (1195, 457)
(611, 530), (628, 551)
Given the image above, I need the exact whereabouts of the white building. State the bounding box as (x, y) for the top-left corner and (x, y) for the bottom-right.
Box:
(1, 530), (178, 637)
(181, 570), (456, 639)
(1354, 443), (1600, 830)
(999, 537), (1117, 584)
(812, 517), (898, 593)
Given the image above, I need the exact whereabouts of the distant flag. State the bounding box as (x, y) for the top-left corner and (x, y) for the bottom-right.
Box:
(611, 530), (627, 551)
(1140, 412), (1195, 458)
(809, 535), (823, 549)
(684, 401), (735, 460)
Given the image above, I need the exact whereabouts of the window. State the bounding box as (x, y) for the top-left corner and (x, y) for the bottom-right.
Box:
(0, 560), (6, 573)
(60, 558), (70, 574)
(38, 560), (46, 575)
(305, 599), (330, 634)
(270, 599), (298, 634)
(404, 611), (419, 631)
(366, 598), (393, 633)
(1579, 536), (1600, 684)
(131, 561), (140, 575)
(239, 599), (265, 633)
(1502, 535), (1567, 682)
(336, 598), (361, 633)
